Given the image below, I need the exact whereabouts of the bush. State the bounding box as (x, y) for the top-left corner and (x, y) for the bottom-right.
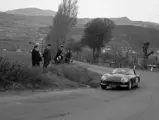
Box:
(0, 58), (56, 90)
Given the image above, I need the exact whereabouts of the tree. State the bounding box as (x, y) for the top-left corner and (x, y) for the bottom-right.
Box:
(65, 38), (75, 50)
(82, 18), (115, 62)
(46, 0), (78, 50)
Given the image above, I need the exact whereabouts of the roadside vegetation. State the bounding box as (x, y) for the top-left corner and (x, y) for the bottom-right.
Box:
(0, 50), (101, 91)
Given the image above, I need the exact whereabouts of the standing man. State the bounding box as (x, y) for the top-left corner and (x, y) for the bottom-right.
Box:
(43, 44), (52, 68)
(31, 45), (42, 67)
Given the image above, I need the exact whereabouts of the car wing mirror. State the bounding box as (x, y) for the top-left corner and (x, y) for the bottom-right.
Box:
(136, 73), (140, 76)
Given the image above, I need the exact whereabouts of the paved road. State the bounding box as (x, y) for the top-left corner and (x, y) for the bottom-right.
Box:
(0, 63), (159, 120)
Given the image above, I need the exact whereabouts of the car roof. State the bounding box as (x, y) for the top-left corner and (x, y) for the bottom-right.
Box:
(113, 68), (134, 71)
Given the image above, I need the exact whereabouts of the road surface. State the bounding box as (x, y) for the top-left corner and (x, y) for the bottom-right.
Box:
(0, 63), (159, 120)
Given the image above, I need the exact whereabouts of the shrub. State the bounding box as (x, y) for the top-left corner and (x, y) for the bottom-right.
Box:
(0, 58), (55, 90)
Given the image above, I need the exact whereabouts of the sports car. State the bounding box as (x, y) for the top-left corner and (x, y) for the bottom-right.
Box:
(101, 68), (140, 90)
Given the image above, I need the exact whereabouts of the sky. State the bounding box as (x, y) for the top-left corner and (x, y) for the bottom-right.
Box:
(0, 0), (159, 23)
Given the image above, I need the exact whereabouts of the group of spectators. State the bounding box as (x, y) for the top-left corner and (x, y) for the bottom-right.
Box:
(31, 44), (72, 68)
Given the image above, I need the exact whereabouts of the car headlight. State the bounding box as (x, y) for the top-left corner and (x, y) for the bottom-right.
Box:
(121, 77), (128, 82)
(101, 75), (107, 80)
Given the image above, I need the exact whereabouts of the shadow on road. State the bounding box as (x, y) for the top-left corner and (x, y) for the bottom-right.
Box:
(102, 86), (142, 92)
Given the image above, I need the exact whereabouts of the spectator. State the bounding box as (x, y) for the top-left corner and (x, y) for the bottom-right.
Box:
(31, 45), (42, 67)
(43, 44), (52, 68)
(54, 45), (64, 63)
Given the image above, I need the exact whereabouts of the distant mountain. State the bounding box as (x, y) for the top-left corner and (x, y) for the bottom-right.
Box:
(77, 17), (159, 29)
(5, 8), (159, 29)
(6, 8), (56, 16)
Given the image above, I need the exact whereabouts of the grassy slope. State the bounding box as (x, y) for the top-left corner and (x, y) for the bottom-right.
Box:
(0, 50), (31, 65)
(0, 12), (53, 52)
(0, 51), (81, 90)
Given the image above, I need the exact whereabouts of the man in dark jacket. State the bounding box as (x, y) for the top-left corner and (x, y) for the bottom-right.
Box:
(54, 45), (64, 63)
(31, 45), (42, 67)
(43, 44), (52, 68)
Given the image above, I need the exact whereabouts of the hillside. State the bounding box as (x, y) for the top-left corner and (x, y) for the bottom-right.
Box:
(0, 12), (51, 51)
(6, 8), (56, 16)
(5, 8), (159, 29)
(0, 11), (159, 52)
(0, 12), (53, 27)
(77, 17), (159, 29)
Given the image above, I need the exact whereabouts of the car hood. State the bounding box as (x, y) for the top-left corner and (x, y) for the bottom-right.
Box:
(104, 74), (132, 81)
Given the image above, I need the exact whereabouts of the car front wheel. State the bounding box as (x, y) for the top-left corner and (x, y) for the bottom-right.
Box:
(127, 81), (132, 90)
(101, 85), (107, 90)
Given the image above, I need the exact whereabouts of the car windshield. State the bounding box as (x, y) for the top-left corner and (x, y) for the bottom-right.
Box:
(111, 69), (134, 75)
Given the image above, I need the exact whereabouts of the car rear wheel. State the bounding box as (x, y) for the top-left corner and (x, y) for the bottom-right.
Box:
(101, 85), (107, 90)
(127, 81), (132, 90)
